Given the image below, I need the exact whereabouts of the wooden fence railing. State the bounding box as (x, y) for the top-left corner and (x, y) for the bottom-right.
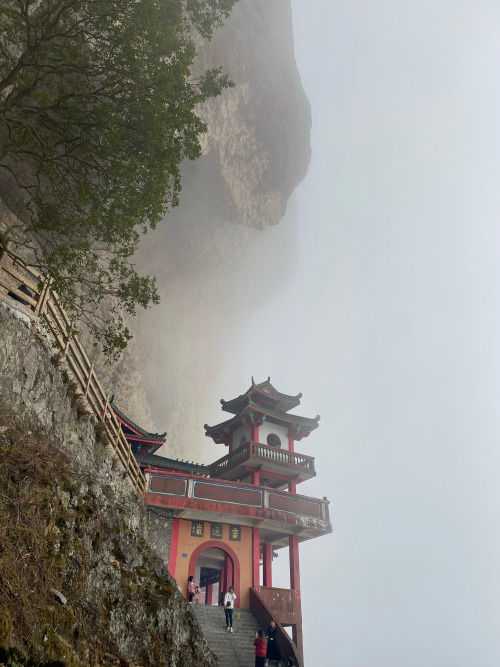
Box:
(0, 247), (145, 493)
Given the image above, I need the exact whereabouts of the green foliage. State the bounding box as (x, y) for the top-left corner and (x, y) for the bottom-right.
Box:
(61, 370), (77, 395)
(93, 419), (108, 446)
(0, 0), (236, 357)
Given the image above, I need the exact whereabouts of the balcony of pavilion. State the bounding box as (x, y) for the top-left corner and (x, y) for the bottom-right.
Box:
(208, 440), (316, 489)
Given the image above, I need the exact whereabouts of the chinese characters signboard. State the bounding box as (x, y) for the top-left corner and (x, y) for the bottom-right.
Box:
(191, 521), (204, 537)
(229, 525), (241, 541)
(210, 523), (223, 539)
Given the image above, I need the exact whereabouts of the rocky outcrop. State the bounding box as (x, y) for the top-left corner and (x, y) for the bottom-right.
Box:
(193, 0), (311, 230)
(111, 0), (310, 457)
(0, 305), (217, 667)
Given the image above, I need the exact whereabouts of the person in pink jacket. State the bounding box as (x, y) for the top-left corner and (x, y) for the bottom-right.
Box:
(187, 575), (200, 603)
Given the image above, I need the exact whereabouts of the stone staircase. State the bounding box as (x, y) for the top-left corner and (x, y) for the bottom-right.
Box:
(191, 604), (265, 667)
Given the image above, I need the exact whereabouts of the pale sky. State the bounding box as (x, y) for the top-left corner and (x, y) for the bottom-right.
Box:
(215, 1), (500, 665)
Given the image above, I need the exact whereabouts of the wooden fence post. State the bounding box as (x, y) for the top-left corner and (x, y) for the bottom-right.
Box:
(84, 362), (94, 398)
(64, 332), (71, 353)
(34, 275), (51, 315)
(0, 241), (10, 269)
(102, 397), (109, 423)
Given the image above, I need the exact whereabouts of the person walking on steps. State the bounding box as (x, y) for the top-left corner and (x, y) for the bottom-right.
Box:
(224, 585), (237, 632)
(187, 576), (199, 603)
(254, 629), (267, 667)
(265, 619), (280, 664)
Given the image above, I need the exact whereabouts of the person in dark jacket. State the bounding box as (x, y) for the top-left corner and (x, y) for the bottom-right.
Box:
(253, 629), (266, 667)
(265, 620), (281, 663)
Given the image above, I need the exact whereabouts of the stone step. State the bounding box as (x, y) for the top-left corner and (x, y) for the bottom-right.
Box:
(192, 604), (266, 667)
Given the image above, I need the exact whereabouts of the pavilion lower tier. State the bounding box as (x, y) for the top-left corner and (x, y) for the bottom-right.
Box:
(143, 469), (331, 667)
(144, 470), (332, 549)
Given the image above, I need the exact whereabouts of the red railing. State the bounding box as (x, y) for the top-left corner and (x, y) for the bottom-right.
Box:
(250, 586), (302, 667)
(209, 441), (315, 477)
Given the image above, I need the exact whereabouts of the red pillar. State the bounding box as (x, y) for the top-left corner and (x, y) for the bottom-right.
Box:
(251, 423), (259, 442)
(220, 566), (225, 604)
(168, 517), (180, 577)
(207, 584), (213, 606)
(292, 621), (303, 661)
(262, 543), (272, 587)
(224, 554), (233, 590)
(252, 527), (260, 587)
(289, 533), (303, 664)
(288, 432), (295, 452)
(252, 468), (260, 485)
(289, 534), (300, 596)
(288, 479), (297, 493)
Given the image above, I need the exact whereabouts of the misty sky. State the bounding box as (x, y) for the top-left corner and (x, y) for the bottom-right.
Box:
(213, 1), (500, 665)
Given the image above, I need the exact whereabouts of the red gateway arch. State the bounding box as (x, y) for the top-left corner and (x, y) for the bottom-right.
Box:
(188, 540), (241, 606)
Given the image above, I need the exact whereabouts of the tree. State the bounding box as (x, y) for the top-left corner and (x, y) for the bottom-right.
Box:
(0, 0), (236, 357)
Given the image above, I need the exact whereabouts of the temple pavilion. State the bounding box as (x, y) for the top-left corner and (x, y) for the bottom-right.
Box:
(112, 379), (332, 667)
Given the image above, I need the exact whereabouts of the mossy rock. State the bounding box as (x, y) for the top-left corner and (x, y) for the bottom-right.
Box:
(134, 566), (155, 581)
(0, 605), (13, 648)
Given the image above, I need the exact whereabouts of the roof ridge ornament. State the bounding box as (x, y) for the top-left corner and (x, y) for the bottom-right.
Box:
(251, 376), (271, 387)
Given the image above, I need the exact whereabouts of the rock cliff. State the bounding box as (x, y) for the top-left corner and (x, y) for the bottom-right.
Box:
(0, 305), (217, 667)
(193, 0), (311, 230)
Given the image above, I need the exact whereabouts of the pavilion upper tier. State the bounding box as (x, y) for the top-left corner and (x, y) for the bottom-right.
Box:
(220, 377), (303, 414)
(205, 377), (320, 445)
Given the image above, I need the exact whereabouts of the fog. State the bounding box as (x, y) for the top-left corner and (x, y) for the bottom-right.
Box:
(130, 1), (500, 664)
(235, 1), (500, 665)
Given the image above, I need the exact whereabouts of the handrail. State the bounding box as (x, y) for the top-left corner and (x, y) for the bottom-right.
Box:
(209, 441), (251, 475)
(0, 246), (144, 493)
(146, 471), (332, 531)
(250, 586), (302, 667)
(250, 442), (314, 468)
(210, 440), (315, 477)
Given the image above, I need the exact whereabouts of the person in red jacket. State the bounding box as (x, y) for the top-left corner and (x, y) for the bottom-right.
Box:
(253, 629), (267, 667)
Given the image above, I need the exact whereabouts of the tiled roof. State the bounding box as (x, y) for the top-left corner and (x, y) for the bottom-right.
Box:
(221, 377), (302, 414)
(110, 400), (166, 442)
(135, 452), (209, 475)
(252, 377), (302, 402)
(205, 399), (320, 437)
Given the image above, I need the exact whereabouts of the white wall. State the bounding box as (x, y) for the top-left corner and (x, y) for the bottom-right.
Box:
(259, 420), (289, 450)
(232, 424), (251, 449)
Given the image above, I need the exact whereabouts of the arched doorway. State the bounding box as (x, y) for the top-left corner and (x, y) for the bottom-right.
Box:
(195, 548), (224, 605)
(188, 540), (241, 607)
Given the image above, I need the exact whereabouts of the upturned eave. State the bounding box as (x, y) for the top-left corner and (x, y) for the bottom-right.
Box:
(221, 379), (303, 415)
(205, 399), (320, 443)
